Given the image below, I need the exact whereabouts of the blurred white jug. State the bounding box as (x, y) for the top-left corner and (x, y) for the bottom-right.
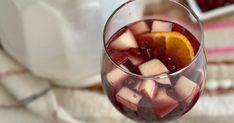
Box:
(0, 0), (138, 87)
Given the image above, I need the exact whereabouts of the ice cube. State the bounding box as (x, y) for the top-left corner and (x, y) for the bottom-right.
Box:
(139, 59), (169, 77)
(151, 21), (172, 32)
(139, 80), (157, 99)
(106, 65), (129, 88)
(110, 30), (138, 50)
(154, 87), (179, 118)
(174, 76), (200, 103)
(129, 21), (150, 35)
(116, 87), (142, 111)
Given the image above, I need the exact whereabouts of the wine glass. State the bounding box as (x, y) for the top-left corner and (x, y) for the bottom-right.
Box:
(101, 0), (206, 122)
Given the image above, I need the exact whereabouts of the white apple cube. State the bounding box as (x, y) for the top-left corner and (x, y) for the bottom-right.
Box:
(134, 81), (141, 91)
(129, 21), (150, 35)
(106, 65), (128, 88)
(155, 76), (171, 85)
(151, 21), (172, 32)
(175, 76), (200, 103)
(110, 30), (138, 50)
(139, 59), (169, 77)
(139, 80), (157, 99)
(116, 87), (142, 111)
(154, 87), (179, 118)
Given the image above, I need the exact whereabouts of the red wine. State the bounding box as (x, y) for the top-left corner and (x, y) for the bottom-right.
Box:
(102, 19), (204, 122)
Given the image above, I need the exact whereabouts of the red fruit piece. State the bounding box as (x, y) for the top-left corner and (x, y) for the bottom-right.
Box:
(110, 30), (138, 50)
(154, 87), (179, 118)
(174, 76), (200, 103)
(116, 87), (143, 111)
(129, 21), (150, 35)
(106, 65), (129, 88)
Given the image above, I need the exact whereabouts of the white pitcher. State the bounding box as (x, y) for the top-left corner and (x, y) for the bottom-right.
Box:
(0, 0), (134, 87)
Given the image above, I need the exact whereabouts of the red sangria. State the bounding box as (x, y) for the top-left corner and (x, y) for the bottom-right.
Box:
(101, 0), (206, 122)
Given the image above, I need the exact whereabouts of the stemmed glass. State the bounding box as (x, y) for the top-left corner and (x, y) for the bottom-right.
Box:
(101, 0), (206, 122)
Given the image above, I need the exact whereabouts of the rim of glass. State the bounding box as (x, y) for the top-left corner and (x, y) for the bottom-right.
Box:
(103, 0), (204, 80)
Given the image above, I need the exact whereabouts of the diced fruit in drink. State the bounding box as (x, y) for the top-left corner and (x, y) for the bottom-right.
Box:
(116, 87), (142, 111)
(174, 76), (200, 103)
(154, 87), (179, 118)
(139, 59), (169, 77)
(139, 32), (195, 69)
(151, 21), (172, 32)
(134, 81), (142, 91)
(138, 97), (157, 121)
(165, 32), (195, 69)
(110, 30), (138, 50)
(107, 65), (129, 88)
(139, 80), (157, 99)
(110, 51), (128, 64)
(128, 54), (145, 66)
(129, 21), (150, 35)
(172, 23), (186, 34)
(137, 33), (166, 55)
(129, 48), (141, 55)
(155, 75), (171, 85)
(123, 60), (141, 74)
(105, 19), (202, 122)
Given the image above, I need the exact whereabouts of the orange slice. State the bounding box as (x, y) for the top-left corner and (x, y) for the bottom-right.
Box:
(138, 32), (195, 69)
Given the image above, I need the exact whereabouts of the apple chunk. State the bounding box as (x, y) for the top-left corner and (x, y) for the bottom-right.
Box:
(155, 75), (171, 85)
(129, 21), (150, 35)
(110, 30), (138, 50)
(106, 65), (128, 88)
(154, 88), (179, 118)
(128, 54), (145, 66)
(139, 80), (157, 99)
(151, 21), (172, 32)
(139, 59), (169, 77)
(116, 87), (142, 111)
(174, 76), (200, 103)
